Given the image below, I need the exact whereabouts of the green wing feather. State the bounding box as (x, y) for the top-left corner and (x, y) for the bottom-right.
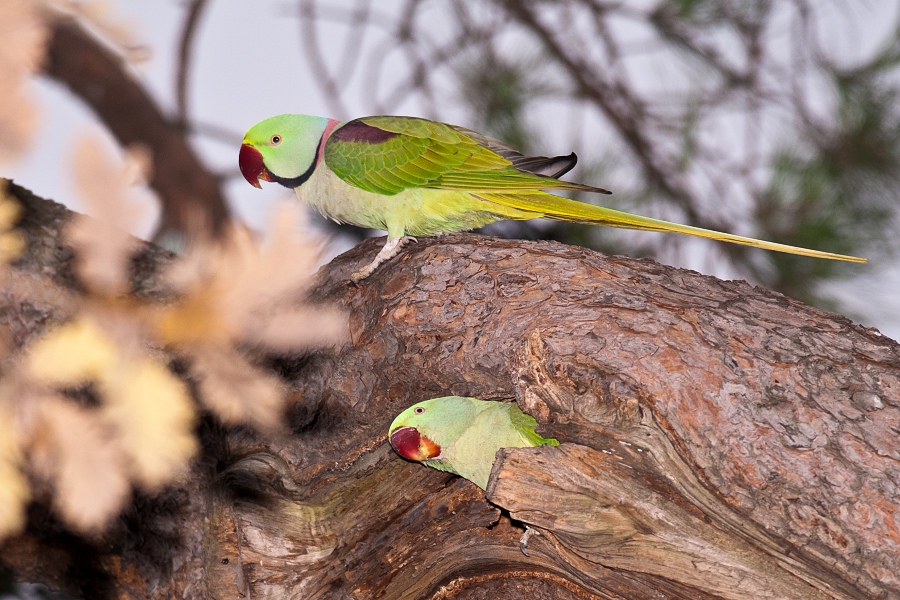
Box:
(323, 116), (608, 196)
(508, 403), (559, 447)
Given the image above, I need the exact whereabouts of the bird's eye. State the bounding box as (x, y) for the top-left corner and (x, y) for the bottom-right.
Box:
(269, 135), (282, 145)
(414, 407), (425, 415)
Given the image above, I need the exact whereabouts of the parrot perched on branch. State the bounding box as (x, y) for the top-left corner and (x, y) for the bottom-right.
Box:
(388, 396), (559, 490)
(239, 114), (867, 281)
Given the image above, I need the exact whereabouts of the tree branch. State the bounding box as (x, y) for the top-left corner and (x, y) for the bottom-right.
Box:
(175, 0), (210, 124)
(41, 16), (230, 247)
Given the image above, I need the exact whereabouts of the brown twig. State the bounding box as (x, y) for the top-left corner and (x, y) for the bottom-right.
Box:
(176, 0), (210, 124)
(298, 0), (350, 118)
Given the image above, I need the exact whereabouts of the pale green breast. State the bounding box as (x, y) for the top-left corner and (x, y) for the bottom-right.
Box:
(296, 165), (392, 231)
(296, 164), (536, 239)
(441, 405), (534, 490)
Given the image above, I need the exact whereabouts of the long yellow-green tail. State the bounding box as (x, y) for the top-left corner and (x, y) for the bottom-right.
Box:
(481, 191), (867, 263)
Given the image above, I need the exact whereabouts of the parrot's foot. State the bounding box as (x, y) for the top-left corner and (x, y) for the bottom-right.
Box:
(519, 527), (541, 556)
(351, 236), (415, 282)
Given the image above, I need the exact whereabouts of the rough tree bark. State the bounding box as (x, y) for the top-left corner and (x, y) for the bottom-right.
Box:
(1, 184), (898, 599)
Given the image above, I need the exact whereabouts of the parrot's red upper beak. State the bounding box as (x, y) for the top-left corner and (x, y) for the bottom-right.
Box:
(239, 143), (272, 189)
(390, 427), (441, 462)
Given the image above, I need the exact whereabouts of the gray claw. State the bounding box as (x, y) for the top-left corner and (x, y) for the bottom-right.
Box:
(519, 527), (540, 556)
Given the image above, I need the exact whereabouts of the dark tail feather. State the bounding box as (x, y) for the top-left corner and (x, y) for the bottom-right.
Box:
(452, 125), (581, 180)
(512, 152), (578, 179)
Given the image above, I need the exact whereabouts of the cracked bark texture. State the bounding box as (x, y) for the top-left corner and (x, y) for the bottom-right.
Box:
(1, 184), (898, 599)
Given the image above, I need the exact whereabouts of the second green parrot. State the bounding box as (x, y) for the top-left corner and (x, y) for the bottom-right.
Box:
(388, 396), (559, 490)
(239, 114), (867, 281)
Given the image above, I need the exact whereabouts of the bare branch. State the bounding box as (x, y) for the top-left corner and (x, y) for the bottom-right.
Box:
(298, 0), (350, 118)
(175, 0), (210, 124)
(41, 16), (230, 246)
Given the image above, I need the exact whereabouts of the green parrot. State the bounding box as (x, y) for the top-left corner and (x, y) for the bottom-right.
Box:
(388, 396), (559, 490)
(239, 114), (867, 281)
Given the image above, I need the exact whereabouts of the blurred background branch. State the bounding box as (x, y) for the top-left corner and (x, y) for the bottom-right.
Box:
(42, 14), (230, 250)
(175, 0), (210, 124)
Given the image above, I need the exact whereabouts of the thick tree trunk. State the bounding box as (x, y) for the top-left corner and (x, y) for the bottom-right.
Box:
(2, 184), (898, 599)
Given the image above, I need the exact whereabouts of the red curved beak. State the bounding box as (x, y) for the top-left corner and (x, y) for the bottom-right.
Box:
(390, 427), (441, 461)
(239, 143), (272, 188)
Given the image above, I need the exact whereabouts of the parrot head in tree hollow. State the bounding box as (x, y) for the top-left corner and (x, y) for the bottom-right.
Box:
(240, 114), (867, 282)
(388, 396), (559, 490)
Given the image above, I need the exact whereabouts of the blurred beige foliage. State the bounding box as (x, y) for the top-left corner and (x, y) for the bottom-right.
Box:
(67, 135), (150, 295)
(29, 395), (131, 533)
(0, 0), (46, 163)
(0, 0), (47, 541)
(0, 397), (28, 539)
(0, 1), (346, 539)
